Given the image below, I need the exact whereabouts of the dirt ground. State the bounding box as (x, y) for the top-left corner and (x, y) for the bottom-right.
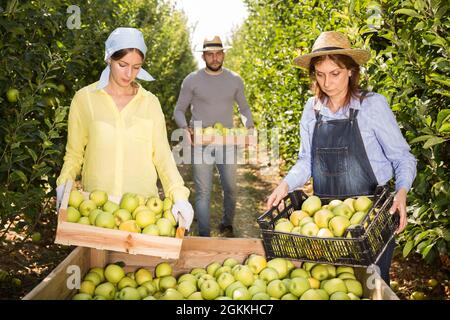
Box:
(0, 163), (448, 300)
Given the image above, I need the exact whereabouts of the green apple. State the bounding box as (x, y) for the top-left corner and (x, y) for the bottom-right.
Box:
(330, 291), (351, 300)
(104, 264), (125, 284)
(6, 88), (19, 103)
(78, 217), (90, 225)
(343, 198), (356, 212)
(132, 205), (149, 218)
(326, 265), (336, 278)
(298, 216), (314, 227)
(350, 211), (367, 225)
(68, 190), (84, 209)
(323, 278), (348, 295)
(142, 224), (159, 236)
(197, 274), (215, 289)
(290, 268), (309, 279)
(248, 285), (265, 296)
(89, 190), (108, 207)
(136, 194), (146, 206)
(141, 281), (156, 295)
(135, 268), (153, 285)
(163, 198), (173, 211)
(126, 272), (135, 280)
(344, 279), (363, 297)
(95, 212), (115, 229)
(72, 293), (92, 300)
(252, 292), (270, 300)
(338, 272), (356, 280)
(311, 264), (329, 281)
(347, 292), (361, 300)
(79, 200), (97, 217)
(120, 194), (139, 213)
(300, 288), (325, 300)
(301, 196), (322, 215)
(177, 280), (197, 298)
(317, 228), (334, 238)
(160, 275), (177, 291)
(155, 262), (172, 278)
(289, 210), (310, 226)
(66, 206), (81, 223)
(225, 281), (245, 298)
(200, 279), (221, 300)
(313, 209), (334, 228)
(94, 282), (116, 300)
(88, 208), (103, 225)
(328, 199), (343, 210)
(302, 262), (316, 271)
(259, 267), (279, 282)
(214, 266), (232, 278)
(253, 279), (267, 290)
(118, 220), (140, 233)
(316, 288), (329, 300)
(267, 258), (288, 279)
(246, 254), (267, 274)
(336, 266), (354, 275)
(113, 208), (132, 226)
(266, 279), (287, 299)
(308, 277), (320, 289)
(232, 286), (252, 300)
(354, 196), (373, 212)
(203, 126), (216, 136)
(118, 276), (138, 290)
(281, 293), (298, 300)
(89, 267), (105, 282)
(223, 258), (239, 268)
(31, 231), (41, 243)
(156, 218), (174, 236)
(83, 272), (102, 286)
(135, 209), (156, 228)
(410, 291), (425, 300)
(185, 291), (202, 300)
(274, 220), (294, 233)
(136, 286), (149, 298)
(79, 280), (96, 296)
(178, 273), (197, 285)
(234, 265), (254, 287)
(146, 197), (164, 214)
(291, 226), (302, 234)
(289, 277), (311, 297)
(206, 261), (221, 276)
(119, 287), (141, 300)
(163, 210), (177, 226)
(301, 222), (319, 236)
(190, 268), (207, 276)
(328, 216), (351, 237)
(332, 204), (354, 219)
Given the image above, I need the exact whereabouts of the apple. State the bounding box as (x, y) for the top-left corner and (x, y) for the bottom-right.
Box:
(72, 293), (92, 300)
(281, 293), (298, 300)
(141, 281), (156, 295)
(200, 279), (221, 300)
(326, 265), (336, 278)
(290, 268), (309, 279)
(301, 196), (322, 215)
(225, 281), (245, 298)
(118, 276), (138, 290)
(253, 280), (267, 290)
(232, 286), (252, 300)
(87, 208), (102, 225)
(68, 190), (84, 208)
(301, 222), (320, 236)
(206, 262), (221, 276)
(177, 280), (197, 298)
(146, 197), (164, 214)
(300, 288), (325, 300)
(79, 200), (97, 217)
(89, 190), (108, 207)
(102, 201), (119, 214)
(31, 231), (41, 243)
(308, 277), (320, 289)
(197, 274), (215, 289)
(203, 126), (216, 136)
(252, 292), (271, 300)
(190, 268), (207, 276)
(427, 278), (438, 288)
(289, 277), (311, 297)
(83, 272), (102, 286)
(88, 267), (105, 282)
(267, 258), (288, 279)
(267, 279), (287, 299)
(6, 88), (19, 103)
(78, 217), (90, 225)
(132, 205), (148, 218)
(328, 199), (343, 210)
(118, 220), (140, 233)
(120, 194), (139, 213)
(274, 220), (294, 233)
(113, 208), (132, 226)
(160, 275), (177, 291)
(214, 266), (232, 278)
(136, 286), (149, 299)
(323, 278), (348, 295)
(142, 224), (159, 236)
(298, 216), (314, 227)
(259, 267), (279, 282)
(163, 198), (173, 211)
(338, 272), (356, 280)
(350, 211), (367, 224)
(104, 264), (125, 284)
(155, 262), (172, 278)
(336, 266), (354, 275)
(66, 206), (81, 223)
(310, 264), (329, 281)
(410, 291), (425, 300)
(248, 285), (265, 296)
(289, 210), (310, 226)
(328, 216), (351, 237)
(302, 262), (316, 271)
(234, 265), (254, 287)
(187, 291), (203, 300)
(118, 287), (141, 300)
(95, 212), (115, 229)
(246, 254), (267, 274)
(291, 226), (302, 234)
(178, 273), (197, 285)
(317, 228), (334, 238)
(223, 258), (239, 268)
(343, 198), (356, 212)
(313, 209), (334, 228)
(135, 209), (156, 228)
(135, 268), (153, 285)
(332, 204), (354, 219)
(79, 280), (96, 296)
(344, 279), (363, 297)
(354, 196), (373, 212)
(163, 209), (177, 226)
(94, 282), (116, 300)
(156, 218), (174, 236)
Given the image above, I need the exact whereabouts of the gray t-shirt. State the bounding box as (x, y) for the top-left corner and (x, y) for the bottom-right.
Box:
(174, 68), (254, 128)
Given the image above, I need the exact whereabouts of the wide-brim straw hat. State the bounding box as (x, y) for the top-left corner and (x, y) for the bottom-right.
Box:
(196, 35), (231, 52)
(293, 31), (370, 69)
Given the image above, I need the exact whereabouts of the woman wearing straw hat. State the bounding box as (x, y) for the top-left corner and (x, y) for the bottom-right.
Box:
(267, 31), (416, 283)
(55, 27), (194, 230)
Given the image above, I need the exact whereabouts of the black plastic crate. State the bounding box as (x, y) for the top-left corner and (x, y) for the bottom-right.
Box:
(257, 185), (400, 267)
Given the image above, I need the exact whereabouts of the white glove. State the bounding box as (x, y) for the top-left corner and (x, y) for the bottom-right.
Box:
(56, 185), (65, 210)
(171, 200), (194, 231)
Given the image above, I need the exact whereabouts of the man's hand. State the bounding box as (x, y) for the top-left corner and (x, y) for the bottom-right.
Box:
(171, 200), (194, 230)
(183, 127), (193, 145)
(266, 181), (289, 210)
(389, 188), (408, 234)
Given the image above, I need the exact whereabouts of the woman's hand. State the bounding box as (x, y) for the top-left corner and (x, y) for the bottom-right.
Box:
(266, 181), (289, 210)
(389, 188), (408, 234)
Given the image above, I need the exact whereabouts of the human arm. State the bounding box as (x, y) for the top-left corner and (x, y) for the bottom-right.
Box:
(234, 76), (255, 128)
(173, 76), (194, 129)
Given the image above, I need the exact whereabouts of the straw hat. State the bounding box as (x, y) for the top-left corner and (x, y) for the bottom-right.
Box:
(293, 31), (370, 69)
(197, 35), (231, 52)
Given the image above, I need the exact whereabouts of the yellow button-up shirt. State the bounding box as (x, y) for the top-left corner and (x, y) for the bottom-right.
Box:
(57, 82), (189, 202)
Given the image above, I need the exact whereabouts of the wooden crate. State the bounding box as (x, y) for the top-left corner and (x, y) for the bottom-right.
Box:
(24, 237), (398, 300)
(55, 180), (183, 259)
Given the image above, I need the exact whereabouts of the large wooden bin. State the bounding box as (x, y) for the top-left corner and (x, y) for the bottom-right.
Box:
(55, 180), (183, 259)
(24, 237), (398, 300)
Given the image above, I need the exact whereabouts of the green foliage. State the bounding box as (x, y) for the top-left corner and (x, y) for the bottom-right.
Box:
(0, 0), (195, 240)
(227, 0), (449, 263)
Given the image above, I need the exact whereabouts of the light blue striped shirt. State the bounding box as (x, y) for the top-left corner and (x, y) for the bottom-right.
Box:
(284, 93), (417, 193)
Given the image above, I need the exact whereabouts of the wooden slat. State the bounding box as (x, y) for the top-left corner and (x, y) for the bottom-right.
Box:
(23, 247), (90, 300)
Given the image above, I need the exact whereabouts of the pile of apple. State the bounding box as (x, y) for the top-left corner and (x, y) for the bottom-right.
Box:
(72, 255), (368, 300)
(274, 195), (374, 238)
(64, 189), (178, 237)
(195, 122), (250, 137)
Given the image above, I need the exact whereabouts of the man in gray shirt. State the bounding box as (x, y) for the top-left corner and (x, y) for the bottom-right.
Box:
(174, 36), (254, 237)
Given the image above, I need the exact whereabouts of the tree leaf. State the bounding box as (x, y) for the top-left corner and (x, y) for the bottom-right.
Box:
(423, 136), (446, 149)
(394, 8), (422, 18)
(403, 240), (415, 257)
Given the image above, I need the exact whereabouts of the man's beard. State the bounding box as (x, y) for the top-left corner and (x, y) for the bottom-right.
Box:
(206, 62), (223, 72)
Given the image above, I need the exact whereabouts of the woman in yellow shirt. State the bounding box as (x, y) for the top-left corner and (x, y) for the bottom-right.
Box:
(56, 27), (193, 229)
